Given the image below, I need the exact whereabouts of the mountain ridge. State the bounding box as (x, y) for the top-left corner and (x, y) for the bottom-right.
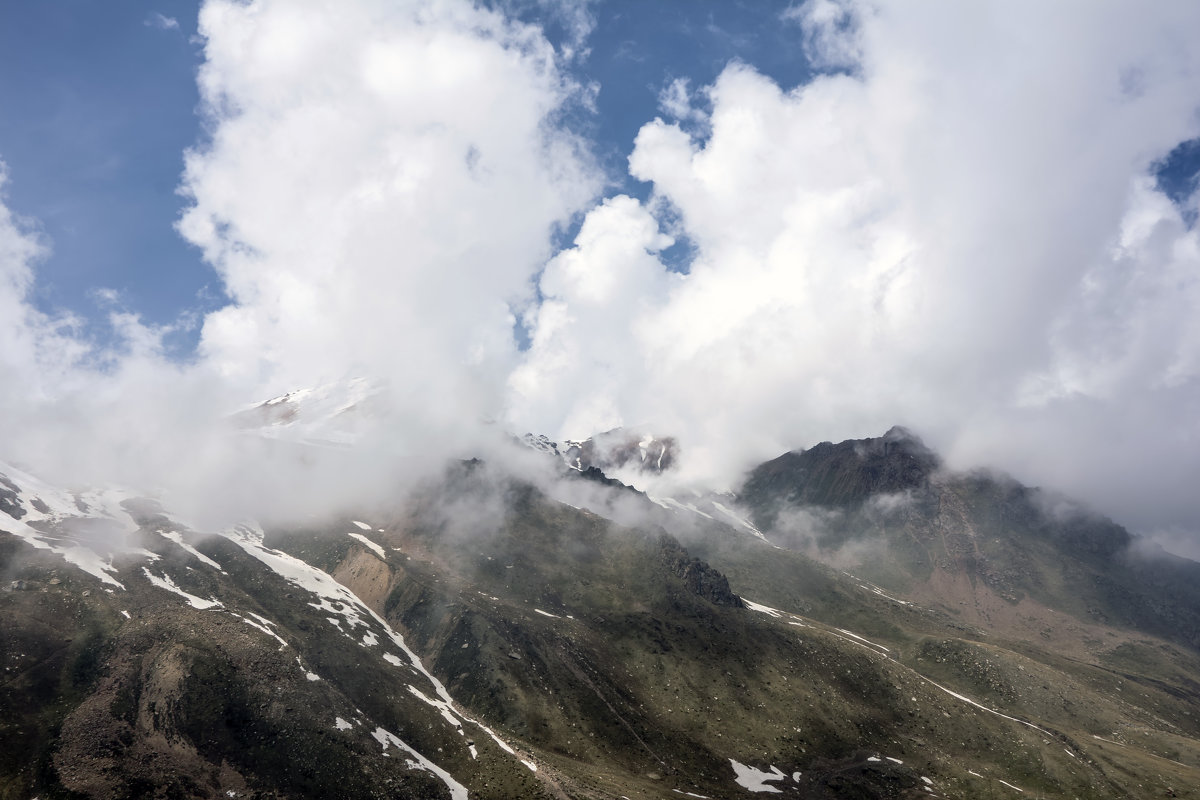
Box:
(3, 425), (1200, 798)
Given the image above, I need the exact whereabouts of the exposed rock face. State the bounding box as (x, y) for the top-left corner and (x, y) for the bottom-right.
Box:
(0, 472), (24, 520)
(657, 533), (743, 608)
(741, 426), (939, 526)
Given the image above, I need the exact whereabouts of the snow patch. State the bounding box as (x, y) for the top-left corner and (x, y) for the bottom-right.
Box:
(729, 760), (786, 793)
(158, 530), (223, 570)
(710, 501), (768, 540)
(351, 520), (372, 530)
(141, 569), (221, 610)
(372, 726), (467, 800)
(348, 532), (386, 559)
(742, 599), (784, 618)
(335, 717), (353, 731)
(834, 628), (889, 653)
(233, 613), (288, 649)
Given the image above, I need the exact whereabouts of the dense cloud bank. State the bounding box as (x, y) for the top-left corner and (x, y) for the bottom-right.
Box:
(1, 0), (1199, 552)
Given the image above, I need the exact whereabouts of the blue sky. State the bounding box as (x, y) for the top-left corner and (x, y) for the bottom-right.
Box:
(0, 1), (817, 351)
(2, 0), (1200, 554)
(0, 2), (204, 341)
(4, 1), (1195, 347)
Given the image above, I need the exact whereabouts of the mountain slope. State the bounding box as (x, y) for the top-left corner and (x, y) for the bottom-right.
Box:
(4, 435), (1200, 798)
(738, 427), (1200, 653)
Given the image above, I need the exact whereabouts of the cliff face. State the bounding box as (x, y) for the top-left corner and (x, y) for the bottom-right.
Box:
(740, 426), (939, 527)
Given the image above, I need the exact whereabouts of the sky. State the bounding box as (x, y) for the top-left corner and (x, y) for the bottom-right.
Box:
(2, 0), (1200, 555)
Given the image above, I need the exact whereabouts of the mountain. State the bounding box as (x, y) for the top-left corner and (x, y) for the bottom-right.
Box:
(3, 425), (1200, 799)
(738, 426), (1200, 652)
(523, 428), (678, 476)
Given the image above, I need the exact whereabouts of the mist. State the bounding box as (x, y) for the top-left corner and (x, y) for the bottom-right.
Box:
(1, 0), (1200, 557)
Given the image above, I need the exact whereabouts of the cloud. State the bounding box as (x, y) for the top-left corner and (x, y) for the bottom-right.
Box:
(781, 0), (861, 72)
(1, 0), (600, 528)
(511, 1), (1200, 551)
(145, 12), (180, 31)
(4, 0), (1200, 559)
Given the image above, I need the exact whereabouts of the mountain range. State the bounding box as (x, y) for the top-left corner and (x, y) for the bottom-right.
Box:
(3, 413), (1200, 799)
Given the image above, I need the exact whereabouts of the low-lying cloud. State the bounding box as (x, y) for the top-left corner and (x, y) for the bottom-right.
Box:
(2, 0), (1200, 555)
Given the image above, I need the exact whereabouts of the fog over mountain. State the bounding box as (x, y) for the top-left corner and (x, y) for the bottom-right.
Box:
(2, 0), (1200, 556)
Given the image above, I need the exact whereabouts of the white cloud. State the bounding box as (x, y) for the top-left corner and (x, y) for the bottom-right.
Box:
(145, 12), (180, 31)
(1, 0), (601, 527)
(4, 0), (1200, 554)
(512, 1), (1200, 550)
(782, 0), (862, 72)
(177, 0), (599, 433)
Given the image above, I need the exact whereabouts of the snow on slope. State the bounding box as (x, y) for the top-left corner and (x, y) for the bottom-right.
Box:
(230, 378), (382, 448)
(0, 461), (146, 587)
(220, 522), (538, 780)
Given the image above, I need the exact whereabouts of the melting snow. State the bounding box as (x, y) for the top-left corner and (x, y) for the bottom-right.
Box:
(233, 613), (288, 649)
(0, 462), (143, 588)
(887, 757), (904, 764)
(157, 530), (223, 570)
(372, 727), (468, 800)
(730, 760), (786, 793)
(534, 608), (559, 618)
(743, 599), (784, 618)
(141, 569), (221, 609)
(710, 501), (769, 541)
(222, 522), (533, 773)
(997, 779), (1023, 792)
(673, 791), (710, 799)
(348, 532), (386, 559)
(351, 520), (372, 530)
(834, 628), (890, 653)
(658, 497), (715, 520)
(335, 717), (353, 731)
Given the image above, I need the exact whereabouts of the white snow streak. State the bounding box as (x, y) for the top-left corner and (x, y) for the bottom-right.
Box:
(158, 530), (223, 570)
(372, 726), (468, 800)
(141, 568), (221, 609)
(348, 532), (386, 559)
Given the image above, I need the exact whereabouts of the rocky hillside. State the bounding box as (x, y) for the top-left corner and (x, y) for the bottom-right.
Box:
(3, 432), (1200, 799)
(736, 427), (1200, 654)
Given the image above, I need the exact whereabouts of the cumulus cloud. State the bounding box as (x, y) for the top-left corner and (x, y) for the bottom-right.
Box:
(510, 1), (1200, 550)
(2, 0), (600, 527)
(4, 0), (1200, 556)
